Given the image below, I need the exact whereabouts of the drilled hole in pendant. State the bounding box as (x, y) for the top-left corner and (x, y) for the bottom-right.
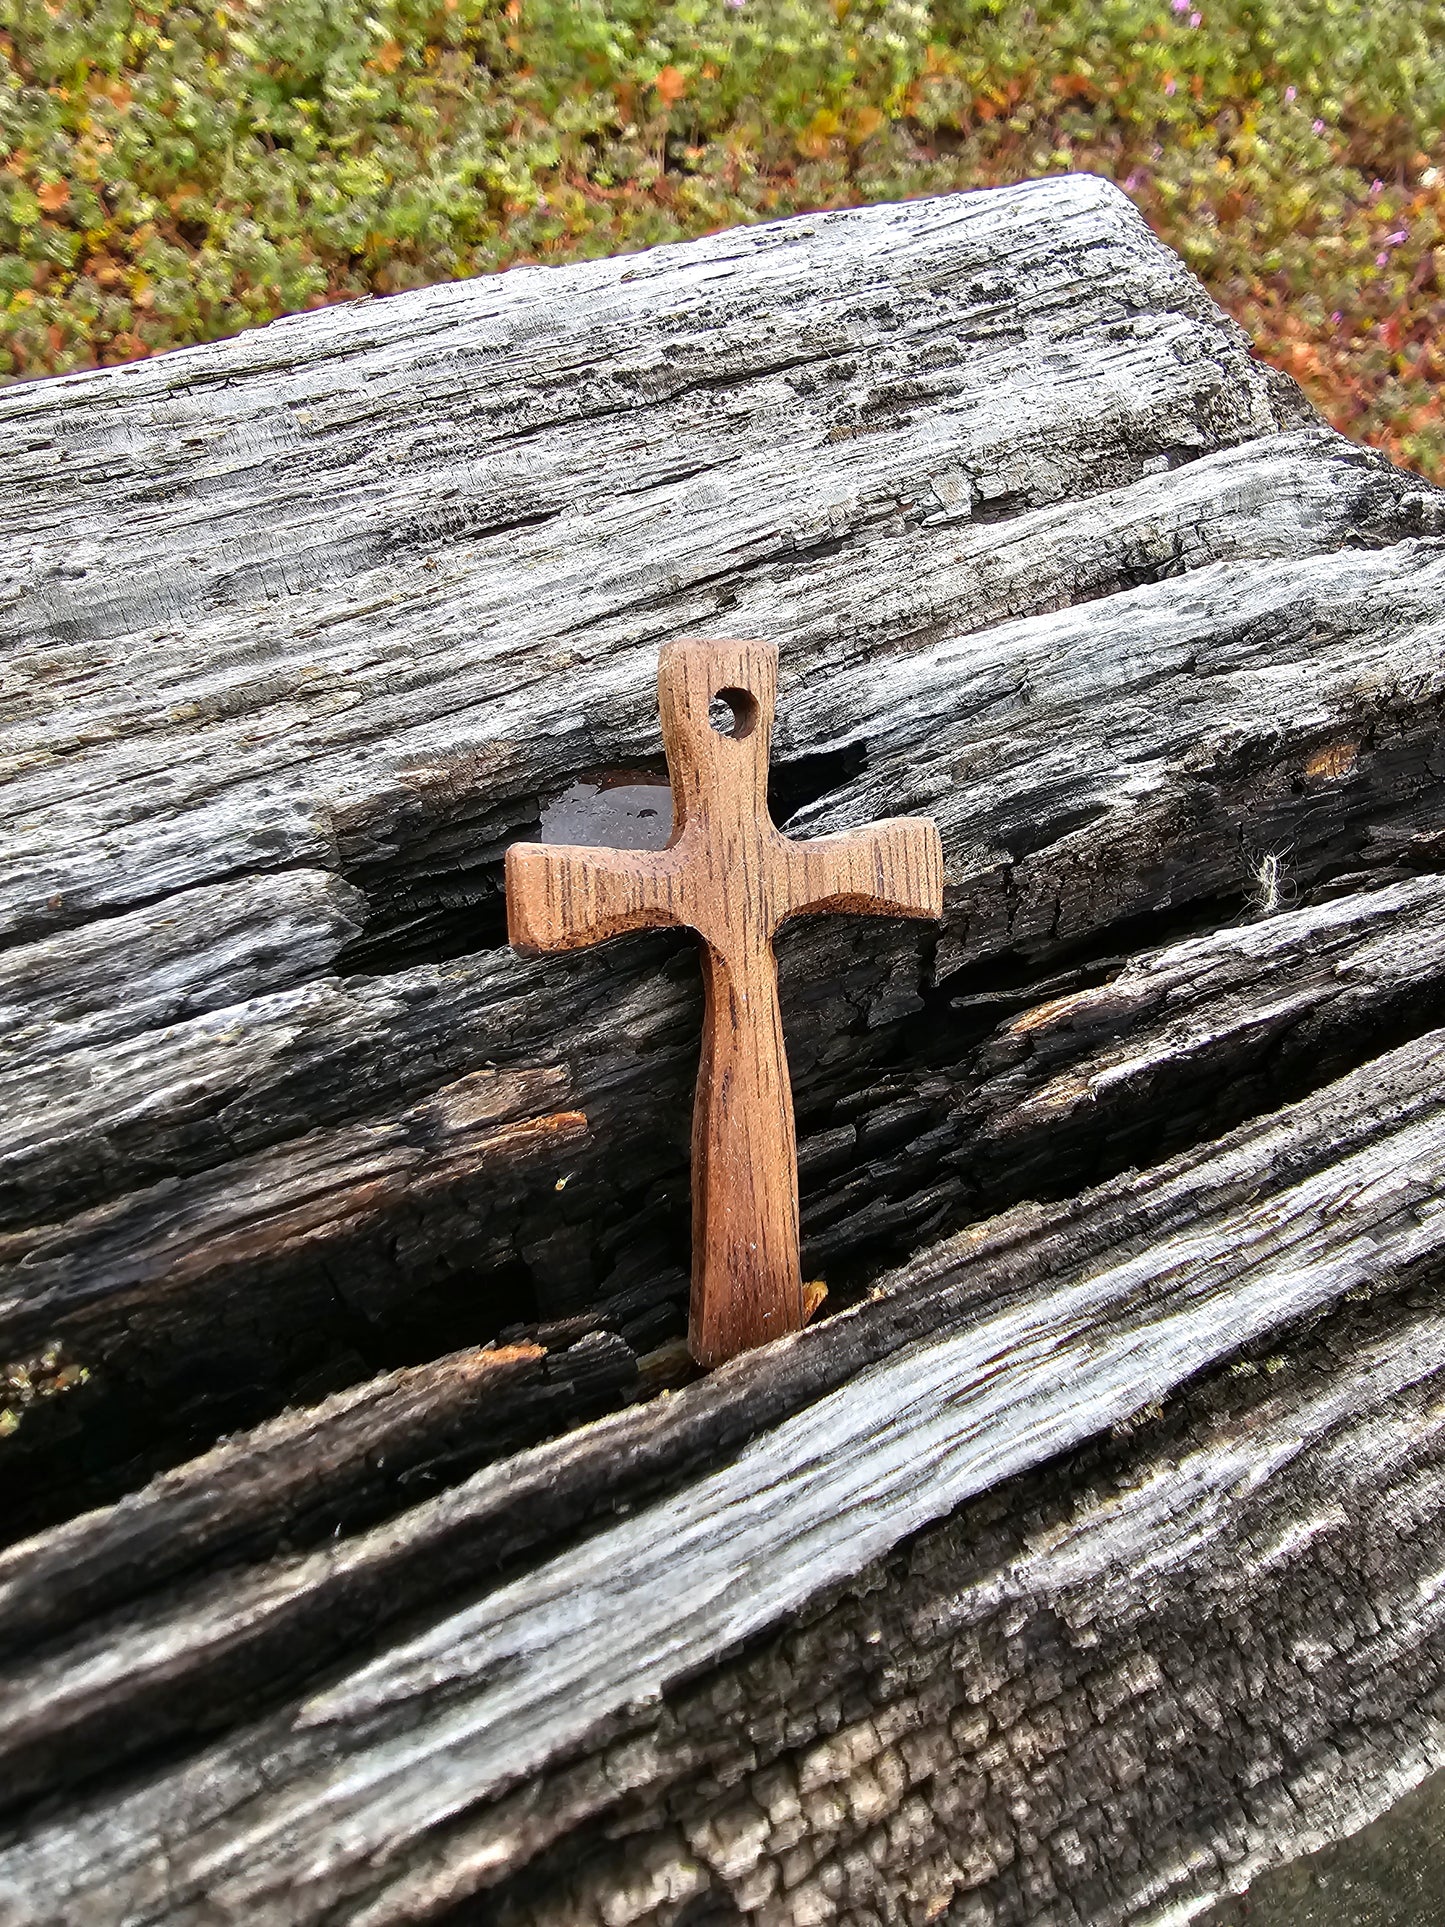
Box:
(709, 688), (759, 740)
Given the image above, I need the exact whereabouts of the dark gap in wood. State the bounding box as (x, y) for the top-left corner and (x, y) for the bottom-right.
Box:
(784, 742), (1445, 1293)
(5, 711), (1438, 1561)
(807, 910), (1445, 1307)
(382, 504), (564, 558)
(337, 812), (537, 974)
(0, 1229), (573, 1550)
(969, 492), (1033, 525)
(673, 1891), (747, 1927)
(8, 836), (1439, 1555)
(0, 1332), (644, 1669)
(0, 1131), (603, 1536)
(769, 741), (869, 828)
(334, 744), (871, 976)
(932, 888), (1241, 1009)
(16, 856), (1441, 1552)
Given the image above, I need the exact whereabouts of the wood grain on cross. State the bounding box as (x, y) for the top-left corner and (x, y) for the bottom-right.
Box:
(506, 639), (944, 1366)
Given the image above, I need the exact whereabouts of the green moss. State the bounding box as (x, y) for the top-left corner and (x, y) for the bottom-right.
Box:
(2, 0), (1442, 477)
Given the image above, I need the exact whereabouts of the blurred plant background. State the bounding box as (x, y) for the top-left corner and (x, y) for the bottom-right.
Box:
(2, 0), (1441, 477)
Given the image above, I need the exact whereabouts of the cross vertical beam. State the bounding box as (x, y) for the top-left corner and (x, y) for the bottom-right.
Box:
(506, 639), (944, 1366)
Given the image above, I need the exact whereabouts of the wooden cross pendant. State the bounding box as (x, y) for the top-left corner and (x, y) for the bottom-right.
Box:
(506, 640), (944, 1367)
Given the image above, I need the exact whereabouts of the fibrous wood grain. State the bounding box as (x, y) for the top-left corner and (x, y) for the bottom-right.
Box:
(4, 176), (1444, 1525)
(2, 1030), (1444, 1920)
(2, 176), (1444, 1921)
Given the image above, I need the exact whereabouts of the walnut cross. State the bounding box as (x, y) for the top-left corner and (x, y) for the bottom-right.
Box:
(506, 640), (944, 1367)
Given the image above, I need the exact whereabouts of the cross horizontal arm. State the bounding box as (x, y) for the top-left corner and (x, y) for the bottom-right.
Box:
(505, 842), (685, 954)
(783, 816), (944, 925)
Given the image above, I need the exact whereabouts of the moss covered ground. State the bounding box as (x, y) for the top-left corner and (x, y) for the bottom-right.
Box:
(3, 0), (1442, 477)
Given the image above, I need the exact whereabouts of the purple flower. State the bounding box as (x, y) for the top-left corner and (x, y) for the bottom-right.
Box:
(1284, 85), (1296, 102)
(1376, 251), (1389, 266)
(1370, 178), (1384, 197)
(1165, 76), (1177, 95)
(1331, 311), (1342, 323)
(1384, 228), (1408, 245)
(1171, 0), (1189, 12)
(1312, 118), (1326, 134)
(1189, 10), (1201, 22)
(1124, 171), (1141, 191)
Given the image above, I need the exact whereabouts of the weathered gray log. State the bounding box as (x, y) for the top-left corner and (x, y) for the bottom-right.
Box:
(4, 172), (1444, 1525)
(2, 176), (1444, 1921)
(3, 1032), (1445, 1920)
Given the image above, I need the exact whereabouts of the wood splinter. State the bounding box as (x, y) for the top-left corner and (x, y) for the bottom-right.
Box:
(506, 639), (944, 1366)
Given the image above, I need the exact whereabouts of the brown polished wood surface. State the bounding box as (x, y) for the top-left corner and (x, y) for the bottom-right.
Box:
(506, 639), (943, 1365)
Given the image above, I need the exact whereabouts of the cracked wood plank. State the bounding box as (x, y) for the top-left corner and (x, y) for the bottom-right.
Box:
(0, 876), (1438, 1676)
(3, 181), (1443, 1525)
(1, 1030), (1444, 1920)
(2, 176), (1445, 1920)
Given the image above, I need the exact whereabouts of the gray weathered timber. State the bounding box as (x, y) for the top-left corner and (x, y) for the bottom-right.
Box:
(2, 1032), (1444, 1920)
(0, 1328), (638, 1655)
(4, 177), (1445, 1523)
(0, 879), (1439, 1664)
(2, 175), (1445, 1920)
(6, 870), (1442, 1517)
(481, 1281), (1445, 1927)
